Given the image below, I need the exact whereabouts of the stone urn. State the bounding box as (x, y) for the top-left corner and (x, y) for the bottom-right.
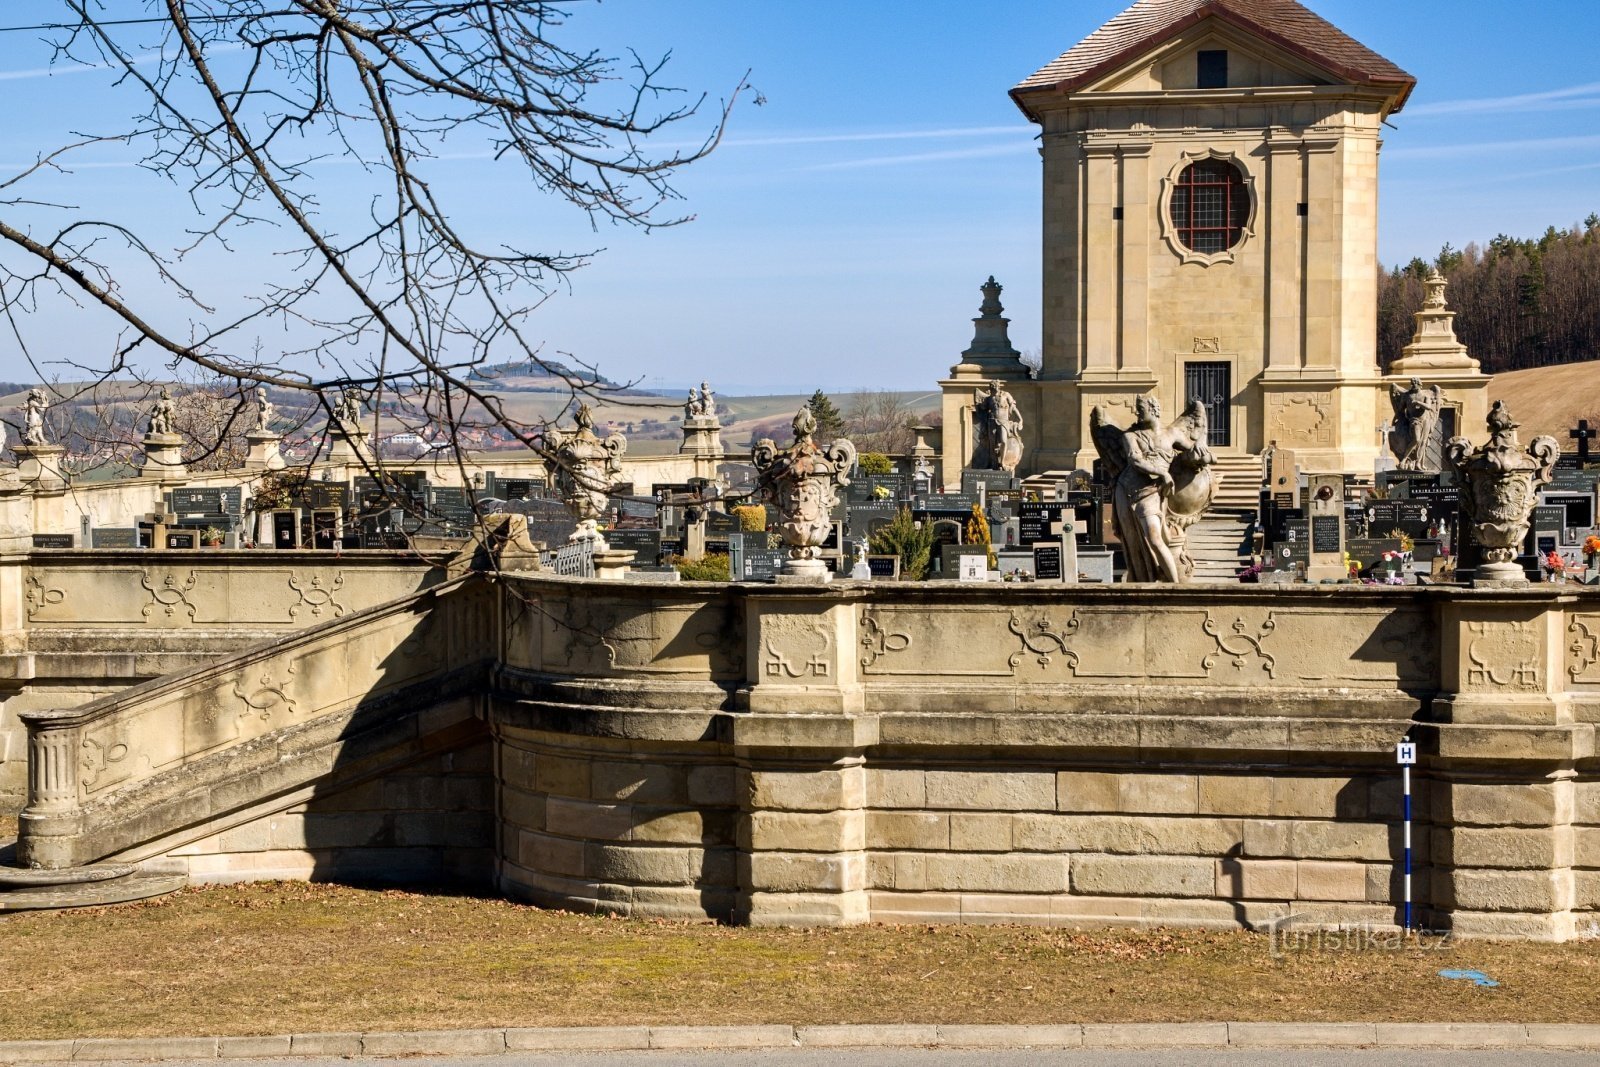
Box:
(552, 402), (628, 546)
(752, 404), (857, 581)
(1444, 401), (1558, 584)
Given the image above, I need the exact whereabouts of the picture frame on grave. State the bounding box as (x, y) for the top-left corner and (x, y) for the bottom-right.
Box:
(32, 533), (75, 549)
(957, 553), (987, 582)
(866, 554), (901, 580)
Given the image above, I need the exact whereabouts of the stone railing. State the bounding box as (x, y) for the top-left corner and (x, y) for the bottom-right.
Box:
(0, 549), (444, 808)
(16, 577), (497, 868)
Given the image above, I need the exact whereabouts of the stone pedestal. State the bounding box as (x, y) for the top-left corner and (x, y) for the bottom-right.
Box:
(244, 430), (285, 471)
(139, 433), (188, 481)
(324, 423), (372, 467)
(12, 444), (66, 492)
(778, 558), (832, 584)
(680, 416), (723, 457)
(592, 548), (635, 581)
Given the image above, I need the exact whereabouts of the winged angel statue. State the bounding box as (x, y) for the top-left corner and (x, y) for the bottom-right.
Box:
(1090, 396), (1219, 583)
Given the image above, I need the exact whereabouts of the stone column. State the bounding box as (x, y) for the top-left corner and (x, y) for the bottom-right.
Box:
(17, 716), (83, 869)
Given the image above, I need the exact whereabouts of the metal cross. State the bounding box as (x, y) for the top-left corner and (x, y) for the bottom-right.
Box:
(1571, 420), (1597, 467)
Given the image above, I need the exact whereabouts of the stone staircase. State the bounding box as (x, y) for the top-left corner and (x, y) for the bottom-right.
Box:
(1208, 452), (1264, 511)
(1186, 509), (1254, 583)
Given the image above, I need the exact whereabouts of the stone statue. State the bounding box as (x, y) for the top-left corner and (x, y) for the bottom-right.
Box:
(147, 386), (177, 437)
(552, 401), (628, 544)
(685, 380), (717, 421)
(20, 388), (47, 446)
(1445, 401), (1558, 584)
(1389, 377), (1444, 473)
(752, 403), (857, 580)
(972, 380), (1024, 475)
(335, 389), (363, 430)
(255, 389), (275, 433)
(1090, 396), (1218, 583)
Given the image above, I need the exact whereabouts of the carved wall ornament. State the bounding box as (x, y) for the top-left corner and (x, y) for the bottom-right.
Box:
(1466, 620), (1542, 690)
(763, 614), (832, 679)
(288, 571), (347, 619)
(1266, 392), (1334, 447)
(1193, 337), (1222, 354)
(1569, 615), (1600, 684)
(233, 665), (299, 722)
(1008, 611), (1081, 671)
(81, 735), (128, 791)
(1202, 613), (1278, 677)
(24, 575), (65, 620)
(141, 570), (198, 621)
(860, 612), (913, 668)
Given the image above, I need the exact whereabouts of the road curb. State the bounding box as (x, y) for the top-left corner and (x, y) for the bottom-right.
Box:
(5, 1022), (1600, 1060)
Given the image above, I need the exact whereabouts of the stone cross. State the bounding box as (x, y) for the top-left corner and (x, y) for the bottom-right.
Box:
(1571, 420), (1596, 468)
(1049, 513), (1088, 584)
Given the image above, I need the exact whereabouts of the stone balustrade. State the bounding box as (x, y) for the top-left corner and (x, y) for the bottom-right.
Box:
(11, 572), (1600, 939)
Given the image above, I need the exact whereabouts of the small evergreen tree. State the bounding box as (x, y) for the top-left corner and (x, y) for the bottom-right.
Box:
(868, 506), (935, 581)
(808, 389), (846, 440)
(965, 503), (996, 570)
(857, 452), (892, 476)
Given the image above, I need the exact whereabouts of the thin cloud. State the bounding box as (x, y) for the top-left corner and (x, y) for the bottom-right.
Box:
(805, 142), (1035, 172)
(1406, 81), (1600, 117)
(726, 125), (1031, 148)
(1387, 133), (1600, 160)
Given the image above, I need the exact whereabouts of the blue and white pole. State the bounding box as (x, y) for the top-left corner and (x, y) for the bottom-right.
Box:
(1396, 735), (1417, 933)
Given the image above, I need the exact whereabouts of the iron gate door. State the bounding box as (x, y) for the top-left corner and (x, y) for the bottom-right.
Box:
(1184, 361), (1231, 447)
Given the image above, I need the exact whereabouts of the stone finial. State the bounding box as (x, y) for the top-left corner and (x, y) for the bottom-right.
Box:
(1389, 269), (1480, 373)
(1445, 401), (1559, 585)
(752, 402), (857, 582)
(553, 401), (628, 546)
(950, 275), (1027, 379)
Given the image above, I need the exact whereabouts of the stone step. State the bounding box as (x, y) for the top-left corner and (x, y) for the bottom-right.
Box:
(0, 870), (187, 912)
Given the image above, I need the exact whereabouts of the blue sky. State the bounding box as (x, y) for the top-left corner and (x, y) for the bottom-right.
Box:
(0, 1), (1596, 394)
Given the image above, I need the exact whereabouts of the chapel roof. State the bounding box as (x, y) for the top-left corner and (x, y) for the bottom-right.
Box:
(1012, 0), (1415, 115)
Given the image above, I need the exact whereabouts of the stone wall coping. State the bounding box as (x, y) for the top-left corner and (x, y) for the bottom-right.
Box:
(508, 571), (1597, 605)
(20, 548), (435, 565)
(17, 575), (477, 732)
(4, 1021), (1599, 1059)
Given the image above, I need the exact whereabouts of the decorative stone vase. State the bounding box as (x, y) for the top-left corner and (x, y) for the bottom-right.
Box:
(1444, 401), (1558, 584)
(551, 403), (628, 546)
(752, 404), (857, 582)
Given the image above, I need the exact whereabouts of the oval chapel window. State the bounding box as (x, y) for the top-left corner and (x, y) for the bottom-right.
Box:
(1170, 158), (1250, 255)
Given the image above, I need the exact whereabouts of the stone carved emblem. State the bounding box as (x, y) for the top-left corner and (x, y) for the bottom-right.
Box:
(1466, 621), (1542, 690)
(24, 575), (65, 620)
(288, 571), (347, 619)
(1445, 402), (1558, 583)
(1008, 611), (1081, 670)
(233, 665), (299, 722)
(141, 570), (198, 621)
(1569, 615), (1600, 684)
(81, 734), (129, 790)
(762, 614), (832, 679)
(859, 612), (912, 668)
(1202, 613), (1278, 677)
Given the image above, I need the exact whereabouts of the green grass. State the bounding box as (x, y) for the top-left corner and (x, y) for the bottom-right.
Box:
(1, 882), (1598, 1040)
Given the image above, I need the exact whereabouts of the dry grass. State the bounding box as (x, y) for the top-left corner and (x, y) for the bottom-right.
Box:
(2, 883), (1600, 1040)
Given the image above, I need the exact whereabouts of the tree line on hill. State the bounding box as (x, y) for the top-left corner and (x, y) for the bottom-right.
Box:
(1378, 214), (1600, 372)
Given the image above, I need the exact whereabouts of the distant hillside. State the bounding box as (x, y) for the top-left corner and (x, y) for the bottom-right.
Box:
(465, 358), (629, 392)
(1487, 360), (1600, 445)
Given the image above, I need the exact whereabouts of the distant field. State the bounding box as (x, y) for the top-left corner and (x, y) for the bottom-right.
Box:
(1481, 360), (1600, 443)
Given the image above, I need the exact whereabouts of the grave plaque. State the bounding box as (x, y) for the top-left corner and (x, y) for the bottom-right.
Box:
(1312, 515), (1342, 554)
(866, 555), (900, 579)
(305, 483), (349, 510)
(960, 469), (1017, 497)
(606, 528), (663, 562)
(495, 478), (538, 501)
(957, 553), (988, 582)
(735, 546), (786, 581)
(1276, 539), (1310, 569)
(916, 492), (979, 514)
(1033, 543), (1063, 581)
(32, 533), (75, 548)
(91, 527), (140, 549)
(165, 531), (197, 549)
(1018, 502), (1068, 546)
(170, 488), (224, 515)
